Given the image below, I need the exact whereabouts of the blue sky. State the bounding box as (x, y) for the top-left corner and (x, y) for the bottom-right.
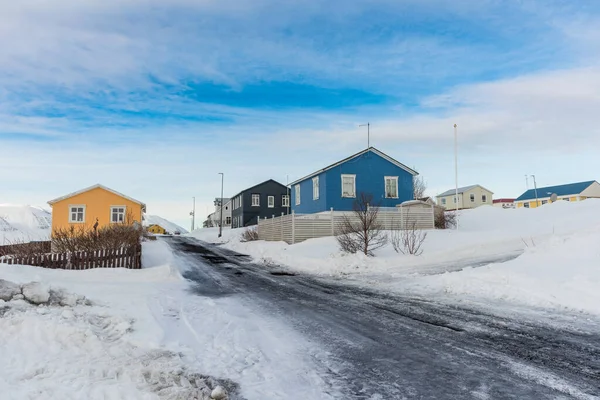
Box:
(2, 0), (600, 228)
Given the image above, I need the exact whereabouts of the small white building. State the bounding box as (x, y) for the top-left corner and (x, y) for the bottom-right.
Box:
(436, 185), (494, 210)
(204, 198), (232, 228)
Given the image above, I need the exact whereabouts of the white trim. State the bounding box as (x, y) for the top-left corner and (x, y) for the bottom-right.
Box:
(295, 184), (301, 205)
(110, 205), (127, 224)
(251, 194), (260, 207)
(68, 204), (86, 223)
(384, 176), (398, 199)
(282, 195), (290, 207)
(341, 174), (356, 198)
(312, 176), (319, 200)
(267, 196), (275, 208)
(289, 147), (418, 186)
(48, 184), (146, 211)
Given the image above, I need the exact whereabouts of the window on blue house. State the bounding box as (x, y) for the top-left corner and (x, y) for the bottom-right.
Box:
(384, 176), (398, 198)
(313, 177), (319, 200)
(341, 174), (356, 198)
(295, 184), (301, 205)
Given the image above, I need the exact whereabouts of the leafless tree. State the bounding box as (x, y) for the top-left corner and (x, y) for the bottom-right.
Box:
(391, 220), (428, 255)
(240, 227), (259, 242)
(434, 210), (457, 229)
(413, 175), (427, 199)
(336, 193), (388, 256)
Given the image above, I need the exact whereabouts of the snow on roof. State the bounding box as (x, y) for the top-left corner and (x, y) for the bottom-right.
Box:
(437, 184), (494, 197)
(47, 184), (146, 211)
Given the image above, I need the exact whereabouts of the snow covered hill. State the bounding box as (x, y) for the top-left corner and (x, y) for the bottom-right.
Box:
(144, 215), (188, 234)
(0, 205), (52, 244)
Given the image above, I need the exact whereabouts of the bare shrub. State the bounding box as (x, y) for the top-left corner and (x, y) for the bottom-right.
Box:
(413, 175), (427, 199)
(0, 239), (51, 257)
(51, 211), (143, 253)
(435, 210), (457, 229)
(391, 221), (428, 255)
(240, 227), (259, 242)
(336, 193), (388, 256)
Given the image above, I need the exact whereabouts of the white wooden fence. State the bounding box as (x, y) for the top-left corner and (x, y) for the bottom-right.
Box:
(258, 201), (435, 244)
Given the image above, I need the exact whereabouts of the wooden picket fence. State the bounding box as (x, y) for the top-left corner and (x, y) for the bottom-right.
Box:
(0, 241), (52, 257)
(0, 244), (142, 270)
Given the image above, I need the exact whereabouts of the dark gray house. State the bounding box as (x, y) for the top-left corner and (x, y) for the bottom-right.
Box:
(231, 179), (290, 228)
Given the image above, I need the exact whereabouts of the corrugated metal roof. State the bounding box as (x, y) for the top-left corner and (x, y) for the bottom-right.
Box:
(515, 181), (597, 202)
(437, 184), (493, 198)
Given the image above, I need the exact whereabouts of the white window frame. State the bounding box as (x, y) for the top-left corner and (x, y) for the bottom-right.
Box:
(470, 194), (475, 202)
(110, 205), (127, 224)
(251, 194), (260, 207)
(313, 176), (319, 200)
(68, 205), (86, 223)
(282, 195), (290, 207)
(341, 174), (356, 198)
(441, 198), (446, 205)
(384, 176), (399, 199)
(226, 216), (232, 225)
(524, 202), (530, 208)
(295, 184), (301, 205)
(481, 194), (487, 203)
(267, 195), (275, 208)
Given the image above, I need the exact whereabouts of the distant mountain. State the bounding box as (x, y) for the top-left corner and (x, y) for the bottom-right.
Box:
(144, 215), (188, 234)
(0, 204), (52, 244)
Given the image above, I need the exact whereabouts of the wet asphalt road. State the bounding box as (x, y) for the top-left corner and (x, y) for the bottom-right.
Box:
(166, 236), (600, 400)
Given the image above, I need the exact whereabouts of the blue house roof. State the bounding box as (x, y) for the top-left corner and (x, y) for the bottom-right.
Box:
(515, 181), (597, 201)
(289, 147), (418, 186)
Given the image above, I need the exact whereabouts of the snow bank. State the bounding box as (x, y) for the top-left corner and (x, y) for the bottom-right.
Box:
(0, 204), (51, 244)
(144, 215), (188, 234)
(196, 200), (600, 315)
(400, 225), (600, 315)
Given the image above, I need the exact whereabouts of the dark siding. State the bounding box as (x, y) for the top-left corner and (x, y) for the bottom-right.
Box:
(230, 180), (290, 228)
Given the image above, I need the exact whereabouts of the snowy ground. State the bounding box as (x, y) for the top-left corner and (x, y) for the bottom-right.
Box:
(189, 200), (600, 317)
(0, 240), (335, 399)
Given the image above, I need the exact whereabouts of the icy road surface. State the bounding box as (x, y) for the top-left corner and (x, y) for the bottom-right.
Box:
(167, 236), (600, 400)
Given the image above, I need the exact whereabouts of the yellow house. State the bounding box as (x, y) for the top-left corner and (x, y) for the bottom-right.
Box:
(515, 180), (600, 208)
(48, 184), (146, 233)
(147, 224), (167, 235)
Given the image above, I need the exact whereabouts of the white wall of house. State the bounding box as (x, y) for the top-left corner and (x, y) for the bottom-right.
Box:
(437, 186), (493, 210)
(581, 181), (600, 198)
(207, 200), (232, 227)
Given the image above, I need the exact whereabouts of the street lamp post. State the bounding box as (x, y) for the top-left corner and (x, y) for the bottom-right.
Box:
(218, 173), (224, 238)
(190, 197), (196, 231)
(454, 124), (459, 226)
(531, 175), (539, 207)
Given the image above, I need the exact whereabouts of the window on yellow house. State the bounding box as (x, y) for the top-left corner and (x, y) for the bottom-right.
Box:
(111, 206), (126, 223)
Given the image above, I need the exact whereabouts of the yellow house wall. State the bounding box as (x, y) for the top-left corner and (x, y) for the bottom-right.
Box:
(148, 225), (166, 234)
(51, 187), (143, 233)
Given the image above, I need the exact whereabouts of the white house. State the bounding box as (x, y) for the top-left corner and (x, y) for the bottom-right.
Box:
(436, 185), (494, 210)
(204, 198), (232, 228)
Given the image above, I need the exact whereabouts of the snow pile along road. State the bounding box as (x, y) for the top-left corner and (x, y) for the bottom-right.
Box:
(189, 200), (600, 316)
(145, 215), (188, 234)
(0, 241), (242, 400)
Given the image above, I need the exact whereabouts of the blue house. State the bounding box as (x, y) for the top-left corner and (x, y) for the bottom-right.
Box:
(289, 147), (418, 213)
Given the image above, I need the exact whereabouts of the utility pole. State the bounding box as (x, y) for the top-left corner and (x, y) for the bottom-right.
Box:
(531, 175), (539, 208)
(218, 173), (224, 238)
(286, 174), (290, 215)
(525, 175), (529, 190)
(454, 124), (459, 225)
(190, 197), (196, 231)
(359, 123), (370, 148)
